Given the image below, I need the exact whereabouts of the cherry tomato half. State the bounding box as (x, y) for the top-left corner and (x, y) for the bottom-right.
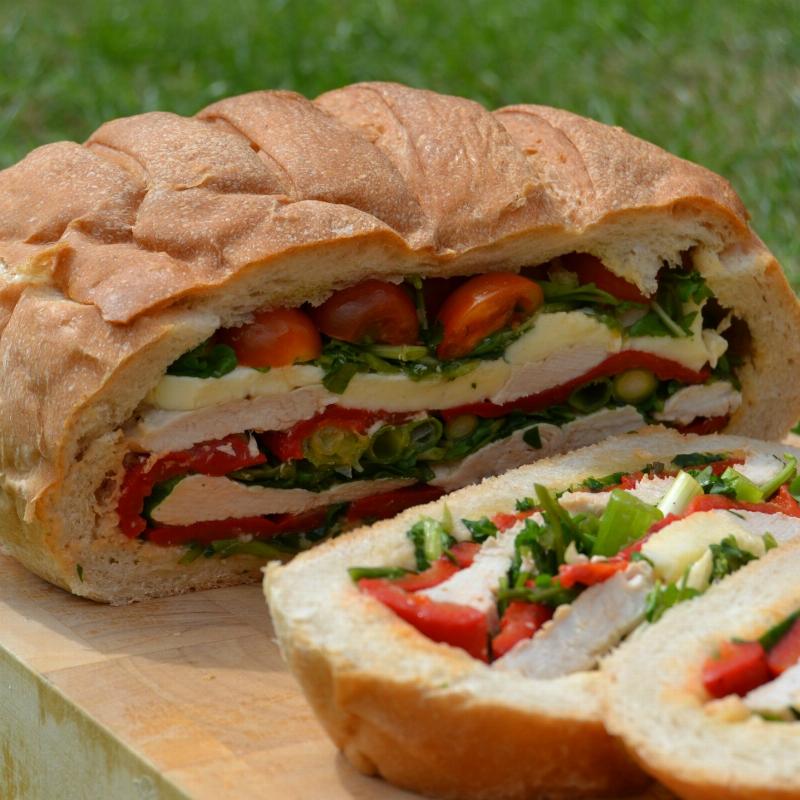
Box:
(311, 280), (419, 345)
(220, 308), (321, 369)
(561, 253), (649, 304)
(436, 273), (543, 360)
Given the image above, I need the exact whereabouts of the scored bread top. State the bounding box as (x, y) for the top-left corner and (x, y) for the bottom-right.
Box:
(0, 82), (781, 551)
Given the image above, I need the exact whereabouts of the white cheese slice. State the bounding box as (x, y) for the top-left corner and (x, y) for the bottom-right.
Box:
(148, 365), (323, 411)
(641, 510), (766, 584)
(626, 302), (728, 372)
(150, 475), (414, 525)
(337, 359), (511, 412)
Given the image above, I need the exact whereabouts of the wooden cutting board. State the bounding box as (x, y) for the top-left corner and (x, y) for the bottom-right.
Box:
(0, 553), (674, 800)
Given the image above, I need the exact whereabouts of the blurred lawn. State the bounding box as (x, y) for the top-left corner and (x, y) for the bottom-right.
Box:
(1, 0), (798, 285)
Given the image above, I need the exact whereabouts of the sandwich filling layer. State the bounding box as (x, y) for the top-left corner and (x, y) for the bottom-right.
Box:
(348, 449), (800, 667)
(118, 253), (747, 558)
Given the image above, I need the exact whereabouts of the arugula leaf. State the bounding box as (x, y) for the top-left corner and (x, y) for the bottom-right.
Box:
(574, 471), (626, 493)
(645, 581), (701, 623)
(462, 516), (498, 543)
(143, 475), (186, 522)
(167, 339), (238, 378)
(627, 269), (711, 339)
(709, 535), (757, 582)
(468, 316), (536, 359)
(672, 452), (727, 469)
(539, 277), (623, 308)
(515, 497), (536, 512)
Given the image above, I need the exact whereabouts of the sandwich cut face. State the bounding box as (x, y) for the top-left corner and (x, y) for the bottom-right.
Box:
(122, 253), (747, 567)
(264, 431), (800, 800)
(2, 82), (799, 603)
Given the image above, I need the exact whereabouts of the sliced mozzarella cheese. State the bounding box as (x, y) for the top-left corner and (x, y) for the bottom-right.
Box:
(148, 365), (324, 411)
(641, 510), (767, 584)
(744, 663), (800, 720)
(149, 475), (414, 525)
(626, 302), (728, 372)
(654, 382), (741, 425)
(337, 359), (511, 412)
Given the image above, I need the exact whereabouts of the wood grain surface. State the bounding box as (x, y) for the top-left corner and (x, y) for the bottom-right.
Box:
(0, 553), (674, 800)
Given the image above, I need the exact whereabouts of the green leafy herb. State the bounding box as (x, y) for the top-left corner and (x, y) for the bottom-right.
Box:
(645, 581), (701, 623)
(672, 452), (727, 469)
(462, 516), (498, 543)
(540, 277), (623, 308)
(515, 497), (536, 512)
(407, 517), (456, 571)
(522, 425), (542, 449)
(76, 564), (84, 582)
(496, 578), (578, 609)
(348, 566), (411, 581)
(468, 316), (535, 359)
(142, 475), (186, 522)
(575, 471), (626, 493)
(166, 339), (238, 378)
(759, 609), (800, 651)
(709, 535), (757, 582)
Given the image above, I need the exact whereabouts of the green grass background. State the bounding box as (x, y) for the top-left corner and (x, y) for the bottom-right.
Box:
(1, 0), (798, 285)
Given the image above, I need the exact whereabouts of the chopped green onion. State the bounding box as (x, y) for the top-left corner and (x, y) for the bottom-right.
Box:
(567, 379), (612, 413)
(612, 369), (658, 404)
(407, 517), (454, 571)
(348, 566), (410, 581)
(720, 467), (763, 503)
(534, 483), (567, 563)
(407, 417), (443, 452)
(758, 455), (797, 500)
(304, 425), (368, 467)
(594, 489), (663, 557)
(368, 425), (410, 464)
(368, 344), (430, 361)
(445, 413), (479, 440)
(657, 471), (703, 517)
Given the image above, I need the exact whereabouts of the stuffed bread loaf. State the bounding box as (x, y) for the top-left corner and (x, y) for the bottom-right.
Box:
(265, 429), (800, 799)
(1, 82), (799, 603)
(605, 537), (800, 800)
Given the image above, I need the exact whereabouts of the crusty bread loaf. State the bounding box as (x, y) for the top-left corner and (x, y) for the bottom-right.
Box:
(1, 82), (799, 603)
(604, 538), (800, 800)
(264, 429), (800, 799)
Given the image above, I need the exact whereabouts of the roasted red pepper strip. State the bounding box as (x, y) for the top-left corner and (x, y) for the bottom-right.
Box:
(492, 602), (553, 659)
(392, 557), (460, 591)
(491, 510), (535, 531)
(117, 434), (267, 538)
(702, 640), (772, 698)
(359, 578), (489, 662)
(441, 352), (711, 420)
(345, 484), (445, 526)
(767, 617), (800, 676)
(450, 541), (481, 568)
(676, 416), (729, 435)
(558, 560), (629, 589)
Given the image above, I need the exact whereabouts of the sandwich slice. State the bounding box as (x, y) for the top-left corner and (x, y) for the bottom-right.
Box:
(265, 430), (800, 799)
(605, 537), (800, 800)
(1, 82), (799, 603)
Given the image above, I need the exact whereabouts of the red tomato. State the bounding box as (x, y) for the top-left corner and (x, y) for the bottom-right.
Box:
(311, 280), (419, 345)
(561, 253), (649, 304)
(702, 640), (771, 698)
(220, 308), (321, 368)
(147, 507), (328, 547)
(117, 434), (267, 538)
(440, 351), (710, 420)
(558, 561), (629, 589)
(436, 273), (543, 360)
(346, 484), (445, 526)
(491, 510), (535, 531)
(450, 541), (481, 568)
(392, 557), (460, 592)
(767, 617), (800, 676)
(492, 602), (553, 659)
(359, 578), (489, 661)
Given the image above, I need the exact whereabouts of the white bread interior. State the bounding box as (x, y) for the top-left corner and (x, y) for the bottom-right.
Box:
(1, 83), (799, 603)
(264, 429), (800, 799)
(604, 538), (800, 800)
